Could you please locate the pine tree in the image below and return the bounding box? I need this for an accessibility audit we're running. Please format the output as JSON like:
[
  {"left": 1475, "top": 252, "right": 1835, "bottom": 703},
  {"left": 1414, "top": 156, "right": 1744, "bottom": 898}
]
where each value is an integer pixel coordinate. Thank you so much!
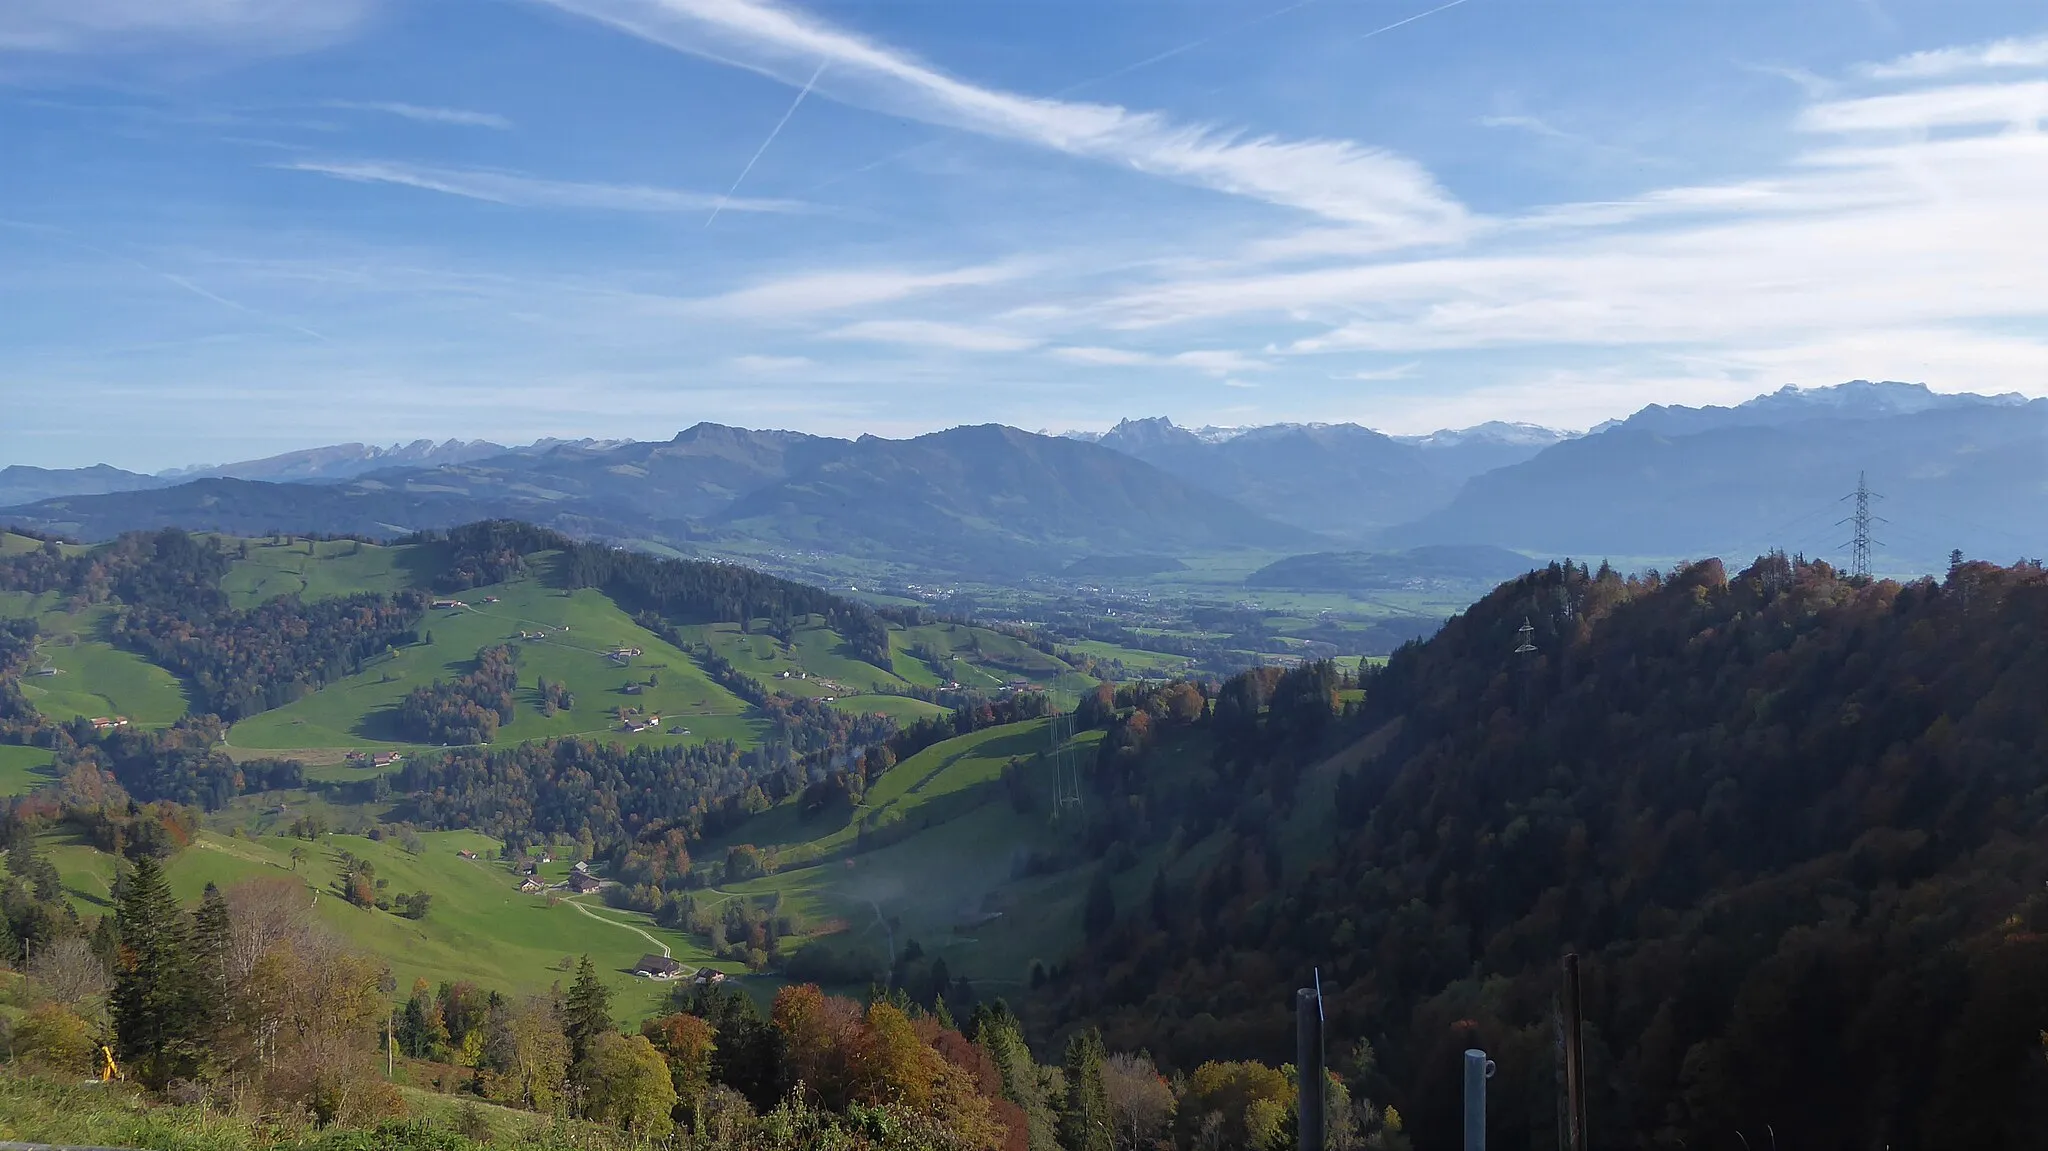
[
  {"left": 111, "top": 855, "right": 207, "bottom": 1088},
  {"left": 1059, "top": 1027, "right": 1113, "bottom": 1151},
  {"left": 562, "top": 955, "right": 613, "bottom": 1065},
  {"left": 191, "top": 882, "right": 233, "bottom": 1031}
]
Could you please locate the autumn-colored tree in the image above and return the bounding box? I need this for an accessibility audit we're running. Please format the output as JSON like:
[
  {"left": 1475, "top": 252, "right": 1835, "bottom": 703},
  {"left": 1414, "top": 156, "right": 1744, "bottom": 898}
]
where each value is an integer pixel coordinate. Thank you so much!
[
  {"left": 1101, "top": 1052, "right": 1175, "bottom": 1151},
  {"left": 10, "top": 1002, "right": 96, "bottom": 1073},
  {"left": 641, "top": 1011, "right": 717, "bottom": 1123},
  {"left": 583, "top": 1031, "right": 677, "bottom": 1137},
  {"left": 1179, "top": 1061, "right": 1294, "bottom": 1151},
  {"left": 484, "top": 995, "right": 570, "bottom": 1114}
]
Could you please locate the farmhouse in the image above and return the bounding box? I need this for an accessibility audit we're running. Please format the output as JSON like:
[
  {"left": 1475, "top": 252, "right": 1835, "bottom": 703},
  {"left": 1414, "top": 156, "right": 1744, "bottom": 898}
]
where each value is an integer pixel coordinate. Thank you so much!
[
  {"left": 691, "top": 968, "right": 726, "bottom": 986},
  {"left": 431, "top": 599, "right": 465, "bottom": 609},
  {"left": 634, "top": 954, "right": 684, "bottom": 979},
  {"left": 519, "top": 877, "right": 545, "bottom": 893},
  {"left": 457, "top": 849, "right": 478, "bottom": 860},
  {"left": 567, "top": 872, "right": 602, "bottom": 894},
  {"left": 87, "top": 717, "right": 129, "bottom": 732},
  {"left": 371, "top": 752, "right": 404, "bottom": 768}
]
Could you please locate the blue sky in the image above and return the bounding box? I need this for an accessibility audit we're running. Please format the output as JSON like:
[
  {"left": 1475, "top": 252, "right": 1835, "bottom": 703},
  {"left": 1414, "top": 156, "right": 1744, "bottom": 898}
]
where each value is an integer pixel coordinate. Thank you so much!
[{"left": 2, "top": 0, "right": 2045, "bottom": 471}]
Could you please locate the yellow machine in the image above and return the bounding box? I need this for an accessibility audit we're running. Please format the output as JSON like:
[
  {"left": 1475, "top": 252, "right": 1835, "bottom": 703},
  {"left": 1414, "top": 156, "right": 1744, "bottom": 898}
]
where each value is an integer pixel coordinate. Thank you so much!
[{"left": 99, "top": 1045, "right": 120, "bottom": 1083}]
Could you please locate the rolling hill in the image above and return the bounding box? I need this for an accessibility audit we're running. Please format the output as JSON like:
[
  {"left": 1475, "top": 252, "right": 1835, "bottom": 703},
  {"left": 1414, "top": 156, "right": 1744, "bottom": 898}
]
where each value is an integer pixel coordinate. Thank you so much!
[{"left": 1, "top": 425, "right": 1311, "bottom": 574}]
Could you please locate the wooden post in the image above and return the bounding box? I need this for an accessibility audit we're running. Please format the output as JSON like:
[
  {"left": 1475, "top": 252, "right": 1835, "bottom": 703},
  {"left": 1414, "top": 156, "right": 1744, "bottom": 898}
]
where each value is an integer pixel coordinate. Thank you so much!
[{"left": 1561, "top": 954, "right": 1589, "bottom": 1151}]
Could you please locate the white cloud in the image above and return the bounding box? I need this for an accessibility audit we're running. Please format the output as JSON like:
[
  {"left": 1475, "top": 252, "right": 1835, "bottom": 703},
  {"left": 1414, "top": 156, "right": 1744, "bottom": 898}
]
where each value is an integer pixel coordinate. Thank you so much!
[
  {"left": 1478, "top": 114, "right": 1569, "bottom": 139},
  {"left": 324, "top": 101, "right": 513, "bottom": 130},
  {"left": 824, "top": 319, "right": 1037, "bottom": 352},
  {"left": 0, "top": 0, "right": 371, "bottom": 54},
  {"left": 1798, "top": 81, "right": 2048, "bottom": 133},
  {"left": 689, "top": 261, "right": 1027, "bottom": 319},
  {"left": 533, "top": 0, "right": 1469, "bottom": 240},
  {"left": 731, "top": 353, "right": 814, "bottom": 371},
  {"left": 1050, "top": 346, "right": 1268, "bottom": 376},
  {"left": 1342, "top": 363, "right": 1420, "bottom": 381},
  {"left": 1088, "top": 79, "right": 2048, "bottom": 379},
  {"left": 1862, "top": 32, "right": 2048, "bottom": 79},
  {"left": 279, "top": 158, "right": 812, "bottom": 214}
]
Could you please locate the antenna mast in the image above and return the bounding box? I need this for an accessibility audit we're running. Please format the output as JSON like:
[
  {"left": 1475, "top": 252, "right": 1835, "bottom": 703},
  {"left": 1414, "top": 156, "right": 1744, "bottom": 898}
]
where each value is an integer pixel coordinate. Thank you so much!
[{"left": 1837, "top": 472, "right": 1885, "bottom": 580}]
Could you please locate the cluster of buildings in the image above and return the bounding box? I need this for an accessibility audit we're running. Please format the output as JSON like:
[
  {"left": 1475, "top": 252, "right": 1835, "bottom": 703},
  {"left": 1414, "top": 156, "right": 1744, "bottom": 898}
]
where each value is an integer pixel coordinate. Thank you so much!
[
  {"left": 344, "top": 750, "right": 405, "bottom": 768},
  {"left": 87, "top": 716, "right": 129, "bottom": 732},
  {"left": 632, "top": 954, "right": 727, "bottom": 985}
]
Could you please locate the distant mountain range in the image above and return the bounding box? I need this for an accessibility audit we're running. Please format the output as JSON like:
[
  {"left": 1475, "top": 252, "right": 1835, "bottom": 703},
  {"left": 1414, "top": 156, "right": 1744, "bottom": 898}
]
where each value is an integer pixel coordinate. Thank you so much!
[{"left": 4, "top": 382, "right": 2039, "bottom": 577}]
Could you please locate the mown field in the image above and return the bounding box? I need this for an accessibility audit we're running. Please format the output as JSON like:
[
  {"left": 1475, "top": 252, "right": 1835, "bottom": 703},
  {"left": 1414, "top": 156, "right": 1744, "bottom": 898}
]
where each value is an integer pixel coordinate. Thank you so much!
[
  {"left": 40, "top": 824, "right": 737, "bottom": 1019},
  {"left": 227, "top": 553, "right": 760, "bottom": 756},
  {"left": 8, "top": 601, "right": 192, "bottom": 727},
  {"left": 0, "top": 744, "right": 56, "bottom": 796},
  {"left": 219, "top": 535, "right": 419, "bottom": 606}
]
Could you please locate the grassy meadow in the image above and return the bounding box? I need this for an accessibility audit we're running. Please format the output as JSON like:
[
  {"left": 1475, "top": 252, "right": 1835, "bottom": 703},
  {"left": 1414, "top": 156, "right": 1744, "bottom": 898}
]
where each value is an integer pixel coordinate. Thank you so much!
[
  {"left": 0, "top": 745, "right": 56, "bottom": 796},
  {"left": 228, "top": 554, "right": 758, "bottom": 755},
  {"left": 699, "top": 718, "right": 1139, "bottom": 988},
  {"left": 40, "top": 823, "right": 738, "bottom": 1019}
]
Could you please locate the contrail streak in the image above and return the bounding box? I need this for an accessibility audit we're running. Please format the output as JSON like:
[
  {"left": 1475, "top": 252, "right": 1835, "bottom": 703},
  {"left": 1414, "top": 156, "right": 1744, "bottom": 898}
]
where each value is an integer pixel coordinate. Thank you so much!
[
  {"left": 799, "top": 0, "right": 1475, "bottom": 196},
  {"left": 708, "top": 60, "right": 826, "bottom": 227},
  {"left": 1350, "top": 0, "right": 1472, "bottom": 44},
  {"left": 1058, "top": 0, "right": 1331, "bottom": 96},
  {"left": 0, "top": 218, "right": 330, "bottom": 342}
]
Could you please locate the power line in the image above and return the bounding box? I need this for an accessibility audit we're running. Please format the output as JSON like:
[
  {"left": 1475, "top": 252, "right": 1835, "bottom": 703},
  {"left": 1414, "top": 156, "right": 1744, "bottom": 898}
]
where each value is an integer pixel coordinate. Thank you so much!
[{"left": 1837, "top": 472, "right": 1886, "bottom": 580}]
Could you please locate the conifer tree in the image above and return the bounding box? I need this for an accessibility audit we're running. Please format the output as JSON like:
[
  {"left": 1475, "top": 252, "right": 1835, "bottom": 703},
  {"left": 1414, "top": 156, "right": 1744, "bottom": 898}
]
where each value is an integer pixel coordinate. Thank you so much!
[
  {"left": 191, "top": 881, "right": 232, "bottom": 1031},
  {"left": 563, "top": 955, "right": 613, "bottom": 1060},
  {"left": 111, "top": 854, "right": 206, "bottom": 1088},
  {"left": 1059, "top": 1027, "right": 1113, "bottom": 1151}
]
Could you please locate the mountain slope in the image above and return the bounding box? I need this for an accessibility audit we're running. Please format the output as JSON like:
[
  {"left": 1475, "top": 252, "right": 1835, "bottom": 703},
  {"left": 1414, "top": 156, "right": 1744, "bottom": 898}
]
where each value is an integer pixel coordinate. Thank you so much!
[
  {"left": 1387, "top": 400, "right": 2048, "bottom": 566},
  {"left": 0, "top": 477, "right": 576, "bottom": 540},
  {"left": 0, "top": 463, "right": 168, "bottom": 507},
  {"left": 1055, "top": 556, "right": 2048, "bottom": 1148},
  {"left": 1094, "top": 418, "right": 1560, "bottom": 539},
  {"left": 716, "top": 424, "right": 1315, "bottom": 572},
  {"left": 163, "top": 438, "right": 523, "bottom": 483}
]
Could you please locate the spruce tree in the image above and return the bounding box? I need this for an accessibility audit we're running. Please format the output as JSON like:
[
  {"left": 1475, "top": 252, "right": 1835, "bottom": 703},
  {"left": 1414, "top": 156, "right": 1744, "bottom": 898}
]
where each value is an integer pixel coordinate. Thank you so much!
[
  {"left": 111, "top": 855, "right": 206, "bottom": 1088},
  {"left": 562, "top": 955, "right": 613, "bottom": 1064},
  {"left": 1059, "top": 1027, "right": 1113, "bottom": 1151},
  {"left": 191, "top": 882, "right": 233, "bottom": 1032}
]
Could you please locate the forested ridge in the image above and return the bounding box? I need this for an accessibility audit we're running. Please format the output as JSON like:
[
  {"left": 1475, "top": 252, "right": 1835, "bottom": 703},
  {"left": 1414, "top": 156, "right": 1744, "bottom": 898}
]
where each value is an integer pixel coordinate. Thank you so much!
[
  {"left": 1048, "top": 555, "right": 2048, "bottom": 1149},
  {"left": 425, "top": 521, "right": 894, "bottom": 670}
]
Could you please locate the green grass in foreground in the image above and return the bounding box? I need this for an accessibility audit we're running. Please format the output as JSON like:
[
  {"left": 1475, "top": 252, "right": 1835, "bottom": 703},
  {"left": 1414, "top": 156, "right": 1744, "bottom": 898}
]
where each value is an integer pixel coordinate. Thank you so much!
[
  {"left": 0, "top": 745, "right": 56, "bottom": 796},
  {"left": 228, "top": 557, "right": 756, "bottom": 754},
  {"left": 0, "top": 1068, "right": 643, "bottom": 1150}
]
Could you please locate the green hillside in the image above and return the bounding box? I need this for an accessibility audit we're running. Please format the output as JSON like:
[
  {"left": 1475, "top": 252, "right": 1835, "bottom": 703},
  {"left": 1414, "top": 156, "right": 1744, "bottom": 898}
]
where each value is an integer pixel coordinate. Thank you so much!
[
  {"left": 40, "top": 825, "right": 741, "bottom": 1019},
  {"left": 228, "top": 554, "right": 758, "bottom": 755},
  {"left": 13, "top": 604, "right": 191, "bottom": 727},
  {"left": 219, "top": 536, "right": 418, "bottom": 606},
  {"left": 704, "top": 719, "right": 1156, "bottom": 988},
  {"left": 0, "top": 745, "right": 56, "bottom": 796}
]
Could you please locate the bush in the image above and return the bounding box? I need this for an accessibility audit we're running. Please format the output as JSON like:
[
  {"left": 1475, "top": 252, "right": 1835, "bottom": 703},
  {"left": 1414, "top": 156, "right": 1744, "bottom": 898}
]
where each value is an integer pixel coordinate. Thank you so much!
[{"left": 10, "top": 1002, "right": 96, "bottom": 1073}]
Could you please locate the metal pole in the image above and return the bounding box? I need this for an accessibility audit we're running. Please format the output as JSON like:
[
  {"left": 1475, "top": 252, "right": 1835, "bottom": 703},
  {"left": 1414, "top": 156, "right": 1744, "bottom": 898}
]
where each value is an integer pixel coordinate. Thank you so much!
[
  {"left": 1464, "top": 1049, "right": 1495, "bottom": 1151},
  {"left": 1561, "top": 954, "right": 1589, "bottom": 1151},
  {"left": 1296, "top": 987, "right": 1325, "bottom": 1151}
]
